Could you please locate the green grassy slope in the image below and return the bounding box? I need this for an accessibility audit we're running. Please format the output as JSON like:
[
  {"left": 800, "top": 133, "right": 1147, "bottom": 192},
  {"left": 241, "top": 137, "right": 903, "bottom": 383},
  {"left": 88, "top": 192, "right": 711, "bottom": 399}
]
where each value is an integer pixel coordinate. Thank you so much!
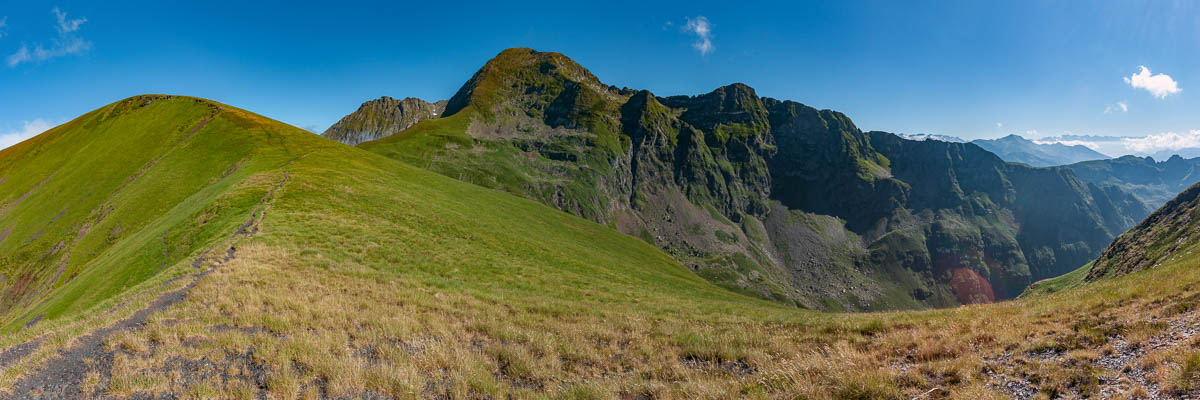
[
  {"left": 0, "top": 96, "right": 319, "bottom": 329},
  {"left": 0, "top": 94, "right": 781, "bottom": 331},
  {"left": 1020, "top": 261, "right": 1092, "bottom": 297}
]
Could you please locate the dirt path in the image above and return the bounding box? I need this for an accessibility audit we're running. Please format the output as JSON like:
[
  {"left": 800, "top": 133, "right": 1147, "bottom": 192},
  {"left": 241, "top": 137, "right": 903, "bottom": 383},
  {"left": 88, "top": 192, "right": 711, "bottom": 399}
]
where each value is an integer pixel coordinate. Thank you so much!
[
  {"left": 1, "top": 258, "right": 220, "bottom": 399},
  {"left": 0, "top": 172, "right": 288, "bottom": 399}
]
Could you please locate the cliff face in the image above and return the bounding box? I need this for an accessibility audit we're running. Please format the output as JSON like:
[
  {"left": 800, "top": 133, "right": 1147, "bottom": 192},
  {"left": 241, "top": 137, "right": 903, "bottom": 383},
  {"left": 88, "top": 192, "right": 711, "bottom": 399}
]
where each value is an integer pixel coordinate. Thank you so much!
[
  {"left": 353, "top": 48, "right": 1149, "bottom": 310},
  {"left": 323, "top": 96, "right": 447, "bottom": 145}
]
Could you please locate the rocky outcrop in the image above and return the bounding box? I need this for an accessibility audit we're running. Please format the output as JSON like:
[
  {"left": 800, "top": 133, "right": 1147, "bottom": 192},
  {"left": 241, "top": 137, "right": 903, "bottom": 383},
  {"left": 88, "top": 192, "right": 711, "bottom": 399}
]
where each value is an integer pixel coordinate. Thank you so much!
[{"left": 322, "top": 97, "right": 446, "bottom": 145}]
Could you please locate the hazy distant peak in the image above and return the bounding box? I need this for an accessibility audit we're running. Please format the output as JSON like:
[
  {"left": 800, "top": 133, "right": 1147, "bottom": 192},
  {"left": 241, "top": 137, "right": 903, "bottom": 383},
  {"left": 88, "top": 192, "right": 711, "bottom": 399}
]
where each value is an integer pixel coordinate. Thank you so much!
[{"left": 897, "top": 133, "right": 966, "bottom": 143}]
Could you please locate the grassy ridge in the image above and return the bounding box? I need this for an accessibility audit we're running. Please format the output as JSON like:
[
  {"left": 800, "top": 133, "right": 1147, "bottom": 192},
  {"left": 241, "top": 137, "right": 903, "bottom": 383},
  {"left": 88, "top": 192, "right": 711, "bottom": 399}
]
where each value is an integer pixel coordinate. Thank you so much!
[
  {"left": 6, "top": 95, "right": 1200, "bottom": 398},
  {"left": 0, "top": 96, "right": 316, "bottom": 329}
]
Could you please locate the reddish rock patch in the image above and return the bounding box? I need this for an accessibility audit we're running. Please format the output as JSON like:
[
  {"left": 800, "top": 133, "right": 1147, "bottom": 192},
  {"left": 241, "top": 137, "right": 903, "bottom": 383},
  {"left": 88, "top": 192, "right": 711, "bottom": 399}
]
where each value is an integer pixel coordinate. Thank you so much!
[{"left": 950, "top": 268, "right": 995, "bottom": 304}]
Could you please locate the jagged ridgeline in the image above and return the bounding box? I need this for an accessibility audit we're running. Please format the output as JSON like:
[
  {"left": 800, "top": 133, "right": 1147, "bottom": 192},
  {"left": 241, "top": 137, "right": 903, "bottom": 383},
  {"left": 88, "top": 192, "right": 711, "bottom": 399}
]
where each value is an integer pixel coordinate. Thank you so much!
[
  {"left": 323, "top": 96, "right": 448, "bottom": 146},
  {"left": 348, "top": 48, "right": 1151, "bottom": 310},
  {"left": 1065, "top": 154, "right": 1200, "bottom": 211}
]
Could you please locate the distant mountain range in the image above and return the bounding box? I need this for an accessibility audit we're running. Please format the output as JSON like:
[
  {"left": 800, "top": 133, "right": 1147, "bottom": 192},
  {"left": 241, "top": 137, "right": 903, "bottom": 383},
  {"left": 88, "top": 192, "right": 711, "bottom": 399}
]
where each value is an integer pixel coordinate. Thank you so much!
[
  {"left": 892, "top": 133, "right": 1200, "bottom": 222},
  {"left": 971, "top": 134, "right": 1110, "bottom": 167},
  {"left": 896, "top": 132, "right": 1200, "bottom": 170},
  {"left": 1039, "top": 134, "right": 1200, "bottom": 161},
  {"left": 1064, "top": 155, "right": 1200, "bottom": 211}
]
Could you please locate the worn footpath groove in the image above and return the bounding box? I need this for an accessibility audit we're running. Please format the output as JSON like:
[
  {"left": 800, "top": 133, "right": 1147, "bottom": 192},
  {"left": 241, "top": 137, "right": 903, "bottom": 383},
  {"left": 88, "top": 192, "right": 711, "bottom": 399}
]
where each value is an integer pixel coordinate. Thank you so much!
[
  {"left": 0, "top": 172, "right": 287, "bottom": 399},
  {"left": 1, "top": 259, "right": 220, "bottom": 399},
  {"left": 985, "top": 310, "right": 1200, "bottom": 399}
]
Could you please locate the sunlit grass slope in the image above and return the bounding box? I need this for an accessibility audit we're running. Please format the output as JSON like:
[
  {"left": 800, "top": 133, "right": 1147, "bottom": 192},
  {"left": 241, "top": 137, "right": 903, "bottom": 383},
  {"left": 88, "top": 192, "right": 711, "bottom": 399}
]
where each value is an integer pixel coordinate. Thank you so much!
[
  {"left": 6, "top": 95, "right": 1200, "bottom": 398},
  {"left": 0, "top": 95, "right": 313, "bottom": 329}
]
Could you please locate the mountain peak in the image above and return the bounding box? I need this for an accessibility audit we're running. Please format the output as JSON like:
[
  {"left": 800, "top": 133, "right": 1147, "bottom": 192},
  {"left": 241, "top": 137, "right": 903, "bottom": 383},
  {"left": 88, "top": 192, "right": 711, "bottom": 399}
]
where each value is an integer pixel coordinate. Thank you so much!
[
  {"left": 716, "top": 82, "right": 756, "bottom": 96},
  {"left": 443, "top": 48, "right": 605, "bottom": 118},
  {"left": 322, "top": 96, "right": 447, "bottom": 145}
]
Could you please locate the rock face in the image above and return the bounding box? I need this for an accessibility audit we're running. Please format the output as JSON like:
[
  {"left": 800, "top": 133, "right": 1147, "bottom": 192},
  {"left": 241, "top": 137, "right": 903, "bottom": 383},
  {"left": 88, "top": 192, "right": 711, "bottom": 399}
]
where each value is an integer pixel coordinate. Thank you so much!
[
  {"left": 322, "top": 96, "right": 447, "bottom": 145},
  {"left": 1087, "top": 181, "right": 1200, "bottom": 281},
  {"left": 353, "top": 48, "right": 1150, "bottom": 310}
]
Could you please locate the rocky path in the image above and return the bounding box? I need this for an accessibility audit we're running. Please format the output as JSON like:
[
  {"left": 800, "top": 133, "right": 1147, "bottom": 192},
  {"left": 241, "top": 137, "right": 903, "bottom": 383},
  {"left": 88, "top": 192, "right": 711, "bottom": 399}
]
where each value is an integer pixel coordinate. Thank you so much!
[
  {"left": 1094, "top": 311, "right": 1200, "bottom": 399},
  {"left": 987, "top": 310, "right": 1200, "bottom": 399}
]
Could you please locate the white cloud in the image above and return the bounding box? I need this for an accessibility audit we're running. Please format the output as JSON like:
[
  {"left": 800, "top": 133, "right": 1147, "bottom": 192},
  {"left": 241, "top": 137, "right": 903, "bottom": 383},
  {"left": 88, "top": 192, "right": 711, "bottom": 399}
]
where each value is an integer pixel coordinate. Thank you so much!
[
  {"left": 1121, "top": 130, "right": 1200, "bottom": 153},
  {"left": 1124, "top": 66, "right": 1181, "bottom": 99},
  {"left": 996, "top": 122, "right": 1003, "bottom": 128},
  {"left": 1104, "top": 101, "right": 1128, "bottom": 114},
  {"left": 0, "top": 119, "right": 54, "bottom": 150},
  {"left": 6, "top": 8, "right": 91, "bottom": 67},
  {"left": 683, "top": 16, "right": 714, "bottom": 55},
  {"left": 0, "top": 16, "right": 8, "bottom": 38},
  {"left": 53, "top": 7, "right": 85, "bottom": 34},
  {"left": 1026, "top": 129, "right": 1039, "bottom": 136}
]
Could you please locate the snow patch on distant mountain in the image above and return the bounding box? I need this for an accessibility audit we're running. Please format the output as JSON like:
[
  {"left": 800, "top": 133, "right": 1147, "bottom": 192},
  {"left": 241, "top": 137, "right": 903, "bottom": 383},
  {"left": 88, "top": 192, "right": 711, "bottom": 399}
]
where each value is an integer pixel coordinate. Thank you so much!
[{"left": 898, "top": 133, "right": 966, "bottom": 143}]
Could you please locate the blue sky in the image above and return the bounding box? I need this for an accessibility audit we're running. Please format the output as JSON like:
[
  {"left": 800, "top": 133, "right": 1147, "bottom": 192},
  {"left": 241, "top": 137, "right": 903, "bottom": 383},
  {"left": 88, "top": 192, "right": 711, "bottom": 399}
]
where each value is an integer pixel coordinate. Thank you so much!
[{"left": 2, "top": 1, "right": 1198, "bottom": 154}]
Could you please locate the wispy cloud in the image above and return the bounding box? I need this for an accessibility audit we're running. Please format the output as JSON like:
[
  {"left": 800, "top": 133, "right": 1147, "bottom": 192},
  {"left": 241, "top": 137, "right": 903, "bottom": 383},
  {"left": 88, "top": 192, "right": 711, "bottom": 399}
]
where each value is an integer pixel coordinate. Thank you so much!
[
  {"left": 683, "top": 16, "right": 714, "bottom": 55},
  {"left": 6, "top": 8, "right": 91, "bottom": 67},
  {"left": 0, "top": 16, "right": 8, "bottom": 38},
  {"left": 53, "top": 7, "right": 85, "bottom": 34},
  {"left": 1104, "top": 101, "right": 1128, "bottom": 114},
  {"left": 1124, "top": 66, "right": 1180, "bottom": 99},
  {"left": 1121, "top": 130, "right": 1200, "bottom": 153},
  {"left": 0, "top": 119, "right": 54, "bottom": 150}
]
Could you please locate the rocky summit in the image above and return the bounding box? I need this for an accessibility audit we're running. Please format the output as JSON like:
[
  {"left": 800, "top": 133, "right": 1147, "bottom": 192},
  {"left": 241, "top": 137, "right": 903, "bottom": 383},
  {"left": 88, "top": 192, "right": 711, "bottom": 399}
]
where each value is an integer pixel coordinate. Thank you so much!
[{"left": 323, "top": 96, "right": 447, "bottom": 146}]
